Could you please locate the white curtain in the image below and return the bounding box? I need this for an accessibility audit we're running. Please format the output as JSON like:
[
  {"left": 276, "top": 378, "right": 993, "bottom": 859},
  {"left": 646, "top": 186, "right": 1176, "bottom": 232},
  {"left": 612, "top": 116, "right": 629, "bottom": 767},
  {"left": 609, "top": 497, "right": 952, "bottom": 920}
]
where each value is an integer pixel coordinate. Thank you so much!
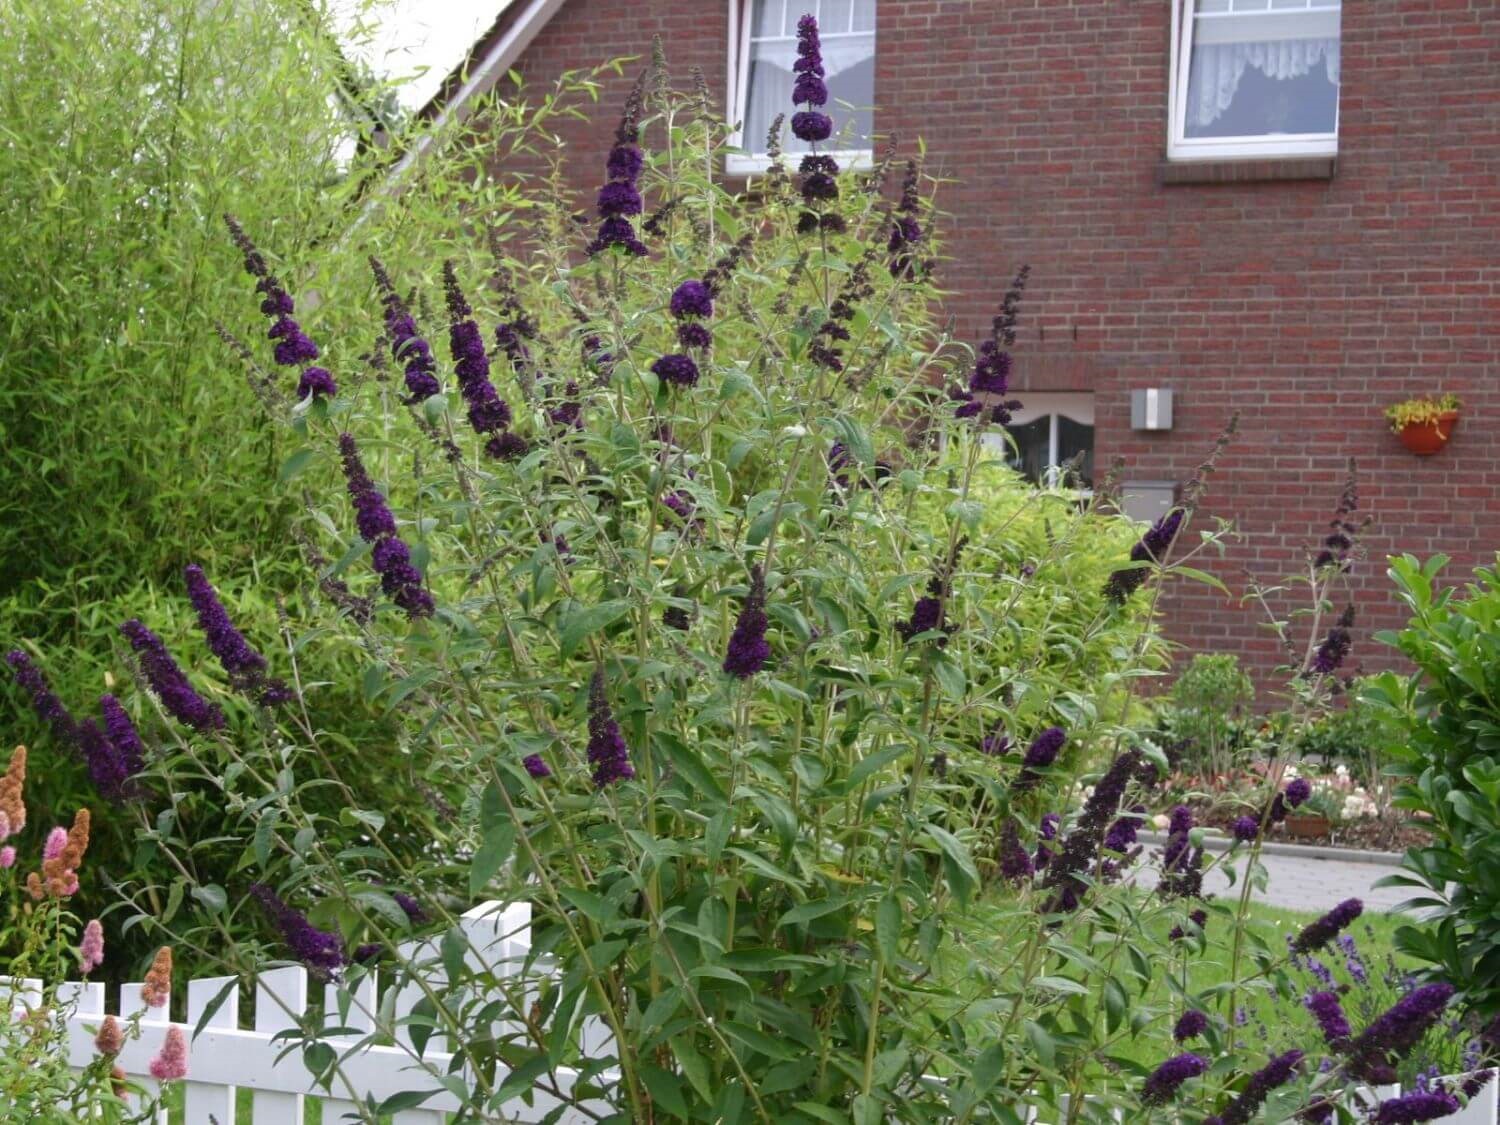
[
  {"left": 743, "top": 36, "right": 873, "bottom": 154},
  {"left": 1187, "top": 37, "right": 1340, "bottom": 129}
]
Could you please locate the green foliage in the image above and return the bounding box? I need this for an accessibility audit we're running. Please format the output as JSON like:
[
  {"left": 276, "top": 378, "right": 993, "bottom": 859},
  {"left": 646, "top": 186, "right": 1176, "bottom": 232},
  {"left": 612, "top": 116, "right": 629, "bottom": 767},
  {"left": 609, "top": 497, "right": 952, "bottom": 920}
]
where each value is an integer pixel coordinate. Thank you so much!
[
  {"left": 6, "top": 32, "right": 1445, "bottom": 1122},
  {"left": 0, "top": 0, "right": 617, "bottom": 975},
  {"left": 1160, "top": 652, "right": 1255, "bottom": 777},
  {"left": 1366, "top": 554, "right": 1500, "bottom": 1014},
  {"left": 1384, "top": 393, "right": 1461, "bottom": 433}
]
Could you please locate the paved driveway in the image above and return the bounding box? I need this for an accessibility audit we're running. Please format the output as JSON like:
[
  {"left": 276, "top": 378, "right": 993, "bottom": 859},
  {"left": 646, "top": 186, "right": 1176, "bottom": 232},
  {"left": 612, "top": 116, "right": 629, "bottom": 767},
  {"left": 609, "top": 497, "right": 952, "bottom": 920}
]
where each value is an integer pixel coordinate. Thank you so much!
[{"left": 1131, "top": 840, "right": 1421, "bottom": 915}]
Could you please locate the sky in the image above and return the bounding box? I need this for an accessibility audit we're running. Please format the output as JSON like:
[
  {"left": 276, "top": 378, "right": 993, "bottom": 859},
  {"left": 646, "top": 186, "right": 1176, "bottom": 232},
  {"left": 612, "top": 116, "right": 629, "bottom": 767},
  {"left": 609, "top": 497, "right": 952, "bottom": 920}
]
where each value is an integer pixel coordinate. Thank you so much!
[{"left": 334, "top": 0, "right": 510, "bottom": 112}]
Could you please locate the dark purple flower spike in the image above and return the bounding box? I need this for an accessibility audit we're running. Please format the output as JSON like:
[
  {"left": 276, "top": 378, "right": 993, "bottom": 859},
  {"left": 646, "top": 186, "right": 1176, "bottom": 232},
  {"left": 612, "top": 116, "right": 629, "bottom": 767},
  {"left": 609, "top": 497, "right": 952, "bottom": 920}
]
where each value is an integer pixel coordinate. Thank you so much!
[
  {"left": 120, "top": 619, "right": 225, "bottom": 732},
  {"left": 184, "top": 565, "right": 289, "bottom": 706},
  {"left": 250, "top": 883, "right": 347, "bottom": 979},
  {"left": 337, "top": 433, "right": 434, "bottom": 620},
  {"left": 723, "top": 566, "right": 772, "bottom": 678},
  {"left": 224, "top": 215, "right": 336, "bottom": 400},
  {"left": 586, "top": 665, "right": 635, "bottom": 787},
  {"left": 443, "top": 263, "right": 518, "bottom": 460},
  {"left": 370, "top": 258, "right": 441, "bottom": 403},
  {"left": 588, "top": 73, "right": 648, "bottom": 256}
]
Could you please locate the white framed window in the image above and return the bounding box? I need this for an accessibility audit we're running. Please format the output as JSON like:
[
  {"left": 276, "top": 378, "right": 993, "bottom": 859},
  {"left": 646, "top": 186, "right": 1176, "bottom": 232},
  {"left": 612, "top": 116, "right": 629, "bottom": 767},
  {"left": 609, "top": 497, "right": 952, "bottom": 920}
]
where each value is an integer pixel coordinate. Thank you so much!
[
  {"left": 725, "top": 0, "right": 875, "bottom": 176},
  {"left": 981, "top": 394, "right": 1096, "bottom": 491},
  {"left": 1168, "top": 0, "right": 1341, "bottom": 162}
]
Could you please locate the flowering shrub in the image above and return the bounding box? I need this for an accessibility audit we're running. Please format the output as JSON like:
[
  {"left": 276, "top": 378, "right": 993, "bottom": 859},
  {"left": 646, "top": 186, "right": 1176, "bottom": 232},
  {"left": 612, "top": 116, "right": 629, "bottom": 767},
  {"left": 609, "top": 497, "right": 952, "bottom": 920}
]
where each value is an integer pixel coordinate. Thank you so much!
[
  {"left": 7, "top": 25, "right": 1490, "bottom": 1123},
  {"left": 0, "top": 745, "right": 175, "bottom": 1117}
]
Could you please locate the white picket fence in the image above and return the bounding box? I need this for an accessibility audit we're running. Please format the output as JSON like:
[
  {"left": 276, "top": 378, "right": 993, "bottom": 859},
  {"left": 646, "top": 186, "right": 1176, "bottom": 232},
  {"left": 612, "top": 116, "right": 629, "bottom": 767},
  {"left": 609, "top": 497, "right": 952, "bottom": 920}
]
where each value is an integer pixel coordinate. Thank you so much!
[
  {"left": 3, "top": 900, "right": 611, "bottom": 1123},
  {"left": 7, "top": 899, "right": 1499, "bottom": 1124}
]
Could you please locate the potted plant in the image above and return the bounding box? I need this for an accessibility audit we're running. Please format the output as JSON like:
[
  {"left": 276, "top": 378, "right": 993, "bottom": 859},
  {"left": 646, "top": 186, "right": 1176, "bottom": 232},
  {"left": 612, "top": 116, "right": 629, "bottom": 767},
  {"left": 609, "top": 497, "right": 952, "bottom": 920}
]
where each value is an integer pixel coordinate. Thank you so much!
[
  {"left": 1283, "top": 786, "right": 1338, "bottom": 841},
  {"left": 1386, "top": 393, "right": 1461, "bottom": 455}
]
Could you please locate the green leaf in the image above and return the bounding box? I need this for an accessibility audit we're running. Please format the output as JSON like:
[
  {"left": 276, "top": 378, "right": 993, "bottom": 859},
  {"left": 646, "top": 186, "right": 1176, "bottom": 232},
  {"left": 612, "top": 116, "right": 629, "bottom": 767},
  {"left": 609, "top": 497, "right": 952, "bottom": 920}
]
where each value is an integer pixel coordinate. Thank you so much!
[
  {"left": 923, "top": 824, "right": 979, "bottom": 904},
  {"left": 640, "top": 1064, "right": 691, "bottom": 1118},
  {"left": 671, "top": 1038, "right": 714, "bottom": 1105},
  {"left": 190, "top": 978, "right": 238, "bottom": 1042},
  {"left": 278, "top": 448, "right": 317, "bottom": 483},
  {"left": 560, "top": 599, "right": 631, "bottom": 659},
  {"left": 469, "top": 820, "right": 515, "bottom": 897},
  {"left": 875, "top": 895, "right": 901, "bottom": 963},
  {"left": 191, "top": 884, "right": 227, "bottom": 914}
]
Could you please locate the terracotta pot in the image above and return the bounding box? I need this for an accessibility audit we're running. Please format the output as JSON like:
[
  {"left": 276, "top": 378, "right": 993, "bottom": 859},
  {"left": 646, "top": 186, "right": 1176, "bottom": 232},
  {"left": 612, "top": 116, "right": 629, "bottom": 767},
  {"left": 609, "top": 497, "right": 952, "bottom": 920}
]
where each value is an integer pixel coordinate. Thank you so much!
[
  {"left": 1397, "top": 410, "right": 1459, "bottom": 455},
  {"left": 1283, "top": 813, "right": 1332, "bottom": 840}
]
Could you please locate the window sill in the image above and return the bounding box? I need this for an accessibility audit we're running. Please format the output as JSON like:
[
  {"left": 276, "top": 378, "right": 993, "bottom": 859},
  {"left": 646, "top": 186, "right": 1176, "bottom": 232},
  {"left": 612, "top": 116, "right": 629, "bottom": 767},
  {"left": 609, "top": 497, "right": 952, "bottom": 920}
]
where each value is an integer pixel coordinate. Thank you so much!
[
  {"left": 725, "top": 150, "right": 875, "bottom": 178},
  {"left": 1157, "top": 155, "right": 1337, "bottom": 186}
]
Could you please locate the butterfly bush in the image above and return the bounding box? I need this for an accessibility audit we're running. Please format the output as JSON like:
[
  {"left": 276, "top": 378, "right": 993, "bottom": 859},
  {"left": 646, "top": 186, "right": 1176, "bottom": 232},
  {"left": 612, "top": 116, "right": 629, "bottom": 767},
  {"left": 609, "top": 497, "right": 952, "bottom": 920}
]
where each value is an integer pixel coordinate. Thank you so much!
[{"left": 5, "top": 27, "right": 1488, "bottom": 1124}]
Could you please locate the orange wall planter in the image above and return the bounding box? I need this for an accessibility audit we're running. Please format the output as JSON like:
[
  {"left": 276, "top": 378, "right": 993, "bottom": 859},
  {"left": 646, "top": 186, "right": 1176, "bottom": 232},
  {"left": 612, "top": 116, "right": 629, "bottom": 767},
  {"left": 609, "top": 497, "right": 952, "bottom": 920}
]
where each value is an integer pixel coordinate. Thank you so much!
[{"left": 1397, "top": 410, "right": 1459, "bottom": 456}]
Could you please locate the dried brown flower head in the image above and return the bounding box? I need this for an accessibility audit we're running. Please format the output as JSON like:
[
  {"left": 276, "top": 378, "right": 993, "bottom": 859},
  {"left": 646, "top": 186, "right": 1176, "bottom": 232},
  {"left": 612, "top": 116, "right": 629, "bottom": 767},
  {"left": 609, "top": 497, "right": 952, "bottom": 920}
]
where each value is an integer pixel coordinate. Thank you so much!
[
  {"left": 142, "top": 946, "right": 173, "bottom": 1008},
  {"left": 94, "top": 1014, "right": 123, "bottom": 1055}
]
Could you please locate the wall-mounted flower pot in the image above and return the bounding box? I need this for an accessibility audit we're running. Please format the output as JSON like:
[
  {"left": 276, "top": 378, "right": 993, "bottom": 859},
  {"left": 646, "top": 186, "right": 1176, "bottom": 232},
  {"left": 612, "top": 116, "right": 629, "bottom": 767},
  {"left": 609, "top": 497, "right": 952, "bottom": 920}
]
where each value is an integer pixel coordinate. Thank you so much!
[
  {"left": 1397, "top": 411, "right": 1460, "bottom": 456},
  {"left": 1283, "top": 813, "right": 1332, "bottom": 841}
]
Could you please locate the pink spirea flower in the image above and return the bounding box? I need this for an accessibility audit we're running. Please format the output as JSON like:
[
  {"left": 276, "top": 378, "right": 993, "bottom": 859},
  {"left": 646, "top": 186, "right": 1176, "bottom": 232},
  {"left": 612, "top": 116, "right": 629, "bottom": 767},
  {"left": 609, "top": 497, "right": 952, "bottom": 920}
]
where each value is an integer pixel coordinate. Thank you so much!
[
  {"left": 148, "top": 1026, "right": 189, "bottom": 1081},
  {"left": 0, "top": 810, "right": 11, "bottom": 841},
  {"left": 79, "top": 919, "right": 105, "bottom": 973},
  {"left": 43, "top": 826, "right": 67, "bottom": 860},
  {"left": 0, "top": 847, "right": 14, "bottom": 869}
]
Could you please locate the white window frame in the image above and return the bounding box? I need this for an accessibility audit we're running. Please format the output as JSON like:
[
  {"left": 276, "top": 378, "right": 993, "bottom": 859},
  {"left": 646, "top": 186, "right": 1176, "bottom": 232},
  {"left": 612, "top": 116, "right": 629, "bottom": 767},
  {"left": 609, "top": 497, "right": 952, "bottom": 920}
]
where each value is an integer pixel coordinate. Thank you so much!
[
  {"left": 1167, "top": 0, "right": 1341, "bottom": 163},
  {"left": 981, "top": 393, "right": 1096, "bottom": 493},
  {"left": 724, "top": 0, "right": 875, "bottom": 177}
]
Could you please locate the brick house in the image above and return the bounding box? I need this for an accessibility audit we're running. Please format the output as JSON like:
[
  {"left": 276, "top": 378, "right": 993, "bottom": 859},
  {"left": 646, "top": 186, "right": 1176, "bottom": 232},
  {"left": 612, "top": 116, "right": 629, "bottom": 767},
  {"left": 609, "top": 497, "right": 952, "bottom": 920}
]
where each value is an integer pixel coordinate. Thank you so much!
[{"left": 418, "top": 0, "right": 1500, "bottom": 684}]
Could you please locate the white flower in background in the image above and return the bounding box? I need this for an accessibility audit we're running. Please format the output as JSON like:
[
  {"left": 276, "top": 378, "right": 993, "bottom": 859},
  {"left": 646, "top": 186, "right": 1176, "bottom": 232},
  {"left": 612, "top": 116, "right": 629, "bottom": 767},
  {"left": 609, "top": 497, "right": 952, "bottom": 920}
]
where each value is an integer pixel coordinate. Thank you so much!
[{"left": 1153, "top": 813, "right": 1171, "bottom": 831}]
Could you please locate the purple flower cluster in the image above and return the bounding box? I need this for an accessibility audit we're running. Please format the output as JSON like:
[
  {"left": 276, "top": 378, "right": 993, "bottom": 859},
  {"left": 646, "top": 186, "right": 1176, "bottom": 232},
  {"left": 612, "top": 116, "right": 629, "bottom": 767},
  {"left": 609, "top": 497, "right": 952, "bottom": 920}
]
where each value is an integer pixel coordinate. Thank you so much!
[
  {"left": 1345, "top": 983, "right": 1456, "bottom": 1084},
  {"left": 1291, "top": 898, "right": 1363, "bottom": 953},
  {"left": 587, "top": 74, "right": 648, "bottom": 256},
  {"left": 370, "top": 258, "right": 440, "bottom": 402},
  {"left": 980, "top": 728, "right": 1011, "bottom": 758},
  {"left": 723, "top": 566, "right": 772, "bottom": 678},
  {"left": 1205, "top": 1050, "right": 1303, "bottom": 1125},
  {"left": 1141, "top": 1052, "right": 1208, "bottom": 1105},
  {"left": 225, "top": 215, "right": 335, "bottom": 400},
  {"left": 523, "top": 754, "right": 551, "bottom": 779},
  {"left": 443, "top": 264, "right": 521, "bottom": 461},
  {"left": 1314, "top": 469, "right": 1362, "bottom": 570},
  {"left": 1012, "top": 726, "right": 1066, "bottom": 794},
  {"left": 1308, "top": 605, "right": 1355, "bottom": 677},
  {"left": 1034, "top": 812, "right": 1060, "bottom": 869},
  {"left": 998, "top": 819, "right": 1034, "bottom": 882},
  {"left": 6, "top": 650, "right": 77, "bottom": 742},
  {"left": 184, "top": 565, "right": 288, "bottom": 706},
  {"left": 897, "top": 541, "right": 965, "bottom": 646},
  {"left": 249, "top": 883, "right": 346, "bottom": 979},
  {"left": 78, "top": 717, "right": 134, "bottom": 803},
  {"left": 392, "top": 892, "right": 427, "bottom": 925},
  {"left": 1168, "top": 907, "right": 1208, "bottom": 942},
  {"left": 1306, "top": 990, "right": 1352, "bottom": 1046},
  {"left": 1173, "top": 1009, "right": 1208, "bottom": 1042},
  {"left": 888, "top": 160, "right": 925, "bottom": 278},
  {"left": 586, "top": 666, "right": 635, "bottom": 787},
  {"left": 1369, "top": 1090, "right": 1461, "bottom": 1123},
  {"left": 1104, "top": 508, "right": 1185, "bottom": 602},
  {"left": 1230, "top": 814, "right": 1260, "bottom": 842},
  {"left": 952, "top": 270, "right": 1028, "bottom": 424},
  {"left": 651, "top": 352, "right": 700, "bottom": 389},
  {"left": 790, "top": 16, "right": 845, "bottom": 234},
  {"left": 1286, "top": 777, "right": 1312, "bottom": 807},
  {"left": 1043, "top": 749, "right": 1154, "bottom": 913},
  {"left": 121, "top": 620, "right": 225, "bottom": 732},
  {"left": 1158, "top": 804, "right": 1205, "bottom": 901},
  {"left": 337, "top": 433, "right": 434, "bottom": 619}
]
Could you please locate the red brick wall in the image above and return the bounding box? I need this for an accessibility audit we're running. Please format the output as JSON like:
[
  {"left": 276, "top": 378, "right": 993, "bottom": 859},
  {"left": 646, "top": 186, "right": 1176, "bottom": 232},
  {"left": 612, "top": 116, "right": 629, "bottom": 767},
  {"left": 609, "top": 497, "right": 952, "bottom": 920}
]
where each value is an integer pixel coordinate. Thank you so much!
[{"left": 489, "top": 0, "right": 1500, "bottom": 686}]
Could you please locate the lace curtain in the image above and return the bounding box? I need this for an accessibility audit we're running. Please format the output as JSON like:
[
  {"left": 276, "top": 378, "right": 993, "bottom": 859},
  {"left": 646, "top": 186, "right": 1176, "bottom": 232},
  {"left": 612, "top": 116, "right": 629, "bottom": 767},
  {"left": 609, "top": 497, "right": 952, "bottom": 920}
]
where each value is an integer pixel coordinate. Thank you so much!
[
  {"left": 1187, "top": 37, "right": 1341, "bottom": 129},
  {"left": 742, "top": 0, "right": 875, "bottom": 156}
]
